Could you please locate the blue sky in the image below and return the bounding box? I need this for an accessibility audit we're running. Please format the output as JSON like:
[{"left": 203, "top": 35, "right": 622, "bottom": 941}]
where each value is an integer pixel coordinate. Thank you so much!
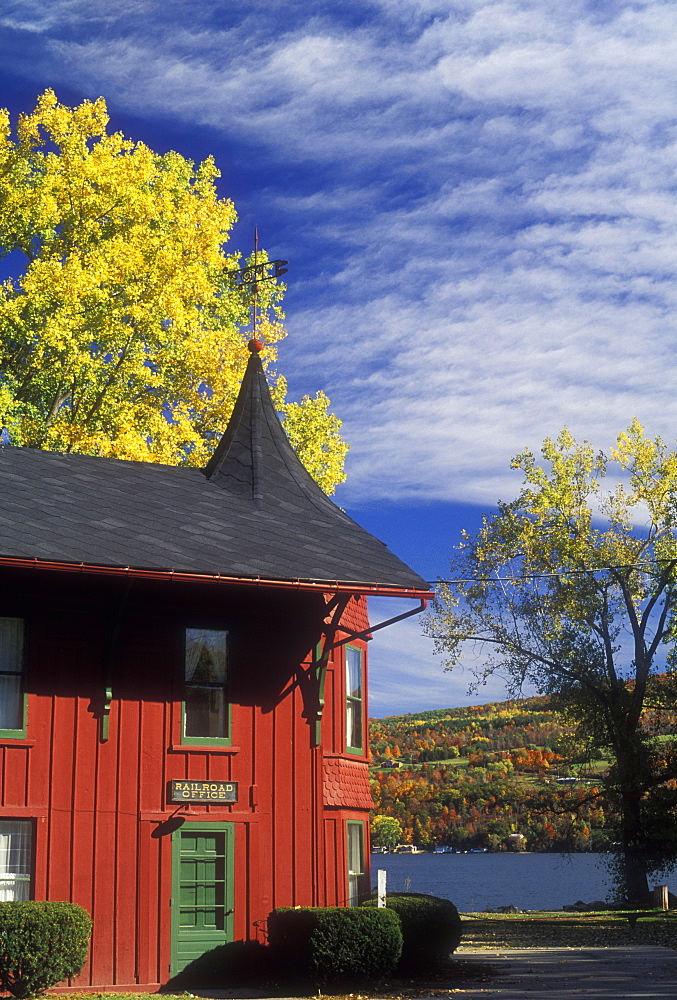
[{"left": 2, "top": 0, "right": 677, "bottom": 716}]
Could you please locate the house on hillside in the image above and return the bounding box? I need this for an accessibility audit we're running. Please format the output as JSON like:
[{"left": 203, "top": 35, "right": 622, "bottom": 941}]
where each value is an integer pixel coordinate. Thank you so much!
[{"left": 0, "top": 340, "right": 430, "bottom": 988}]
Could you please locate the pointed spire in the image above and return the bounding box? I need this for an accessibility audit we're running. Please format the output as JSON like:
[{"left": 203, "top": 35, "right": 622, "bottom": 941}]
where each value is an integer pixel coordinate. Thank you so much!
[
  {"left": 204, "top": 339, "right": 338, "bottom": 515},
  {"left": 201, "top": 339, "right": 428, "bottom": 590}
]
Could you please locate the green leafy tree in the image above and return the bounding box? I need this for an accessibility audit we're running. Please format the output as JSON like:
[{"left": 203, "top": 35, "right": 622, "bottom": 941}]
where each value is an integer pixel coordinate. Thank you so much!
[
  {"left": 425, "top": 421, "right": 677, "bottom": 903},
  {"left": 0, "top": 90, "right": 347, "bottom": 492},
  {"left": 371, "top": 814, "right": 402, "bottom": 851}
]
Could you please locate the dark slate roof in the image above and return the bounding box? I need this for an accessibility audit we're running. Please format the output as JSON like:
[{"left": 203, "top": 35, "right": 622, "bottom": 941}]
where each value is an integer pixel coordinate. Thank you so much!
[{"left": 0, "top": 347, "right": 429, "bottom": 593}]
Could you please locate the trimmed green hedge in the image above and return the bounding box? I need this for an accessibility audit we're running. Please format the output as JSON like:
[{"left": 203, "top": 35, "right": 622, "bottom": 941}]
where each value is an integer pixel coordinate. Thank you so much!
[
  {"left": 0, "top": 901, "right": 92, "bottom": 998},
  {"left": 268, "top": 906, "right": 402, "bottom": 983},
  {"left": 363, "top": 892, "right": 462, "bottom": 970}
]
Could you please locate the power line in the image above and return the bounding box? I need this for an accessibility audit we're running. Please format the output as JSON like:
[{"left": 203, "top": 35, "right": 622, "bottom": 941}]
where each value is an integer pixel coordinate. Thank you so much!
[{"left": 428, "top": 559, "right": 677, "bottom": 587}]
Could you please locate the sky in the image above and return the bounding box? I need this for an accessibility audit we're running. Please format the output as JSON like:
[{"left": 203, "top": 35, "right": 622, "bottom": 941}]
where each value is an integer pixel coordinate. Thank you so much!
[{"left": 2, "top": 0, "right": 677, "bottom": 716}]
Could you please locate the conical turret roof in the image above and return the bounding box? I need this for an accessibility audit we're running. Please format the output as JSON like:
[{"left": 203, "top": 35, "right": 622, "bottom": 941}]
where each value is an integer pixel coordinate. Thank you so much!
[
  {"left": 206, "top": 343, "right": 353, "bottom": 514},
  {"left": 0, "top": 341, "right": 429, "bottom": 595},
  {"left": 201, "top": 341, "right": 428, "bottom": 591}
]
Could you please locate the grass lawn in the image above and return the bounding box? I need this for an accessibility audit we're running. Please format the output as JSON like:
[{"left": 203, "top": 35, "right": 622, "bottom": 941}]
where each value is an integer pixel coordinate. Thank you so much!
[{"left": 460, "top": 910, "right": 677, "bottom": 950}]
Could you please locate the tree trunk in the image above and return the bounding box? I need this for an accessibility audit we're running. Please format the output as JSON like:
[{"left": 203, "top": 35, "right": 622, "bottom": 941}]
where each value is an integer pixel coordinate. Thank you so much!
[
  {"left": 617, "top": 775, "right": 652, "bottom": 907},
  {"left": 617, "top": 848, "right": 651, "bottom": 907}
]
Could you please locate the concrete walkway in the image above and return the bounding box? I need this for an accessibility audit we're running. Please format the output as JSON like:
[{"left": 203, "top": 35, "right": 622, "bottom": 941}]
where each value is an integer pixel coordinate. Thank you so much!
[{"left": 190, "top": 946, "right": 677, "bottom": 1000}]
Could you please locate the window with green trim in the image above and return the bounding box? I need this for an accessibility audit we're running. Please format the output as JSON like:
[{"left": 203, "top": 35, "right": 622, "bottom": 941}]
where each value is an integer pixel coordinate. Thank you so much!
[
  {"left": 0, "top": 619, "right": 25, "bottom": 738},
  {"left": 346, "top": 820, "right": 367, "bottom": 906},
  {"left": 345, "top": 645, "right": 363, "bottom": 753},
  {"left": 0, "top": 820, "right": 32, "bottom": 901},
  {"left": 183, "top": 628, "right": 229, "bottom": 743}
]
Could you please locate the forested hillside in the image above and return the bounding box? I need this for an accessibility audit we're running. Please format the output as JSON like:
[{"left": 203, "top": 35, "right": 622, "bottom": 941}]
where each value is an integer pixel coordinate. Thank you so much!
[{"left": 369, "top": 697, "right": 612, "bottom": 852}]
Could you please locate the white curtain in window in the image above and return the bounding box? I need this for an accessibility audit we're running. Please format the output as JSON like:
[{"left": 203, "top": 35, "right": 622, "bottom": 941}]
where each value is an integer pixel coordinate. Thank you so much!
[
  {"left": 347, "top": 823, "right": 365, "bottom": 906},
  {"left": 345, "top": 647, "right": 363, "bottom": 749},
  {"left": 346, "top": 647, "right": 362, "bottom": 700},
  {"left": 0, "top": 821, "right": 31, "bottom": 901}
]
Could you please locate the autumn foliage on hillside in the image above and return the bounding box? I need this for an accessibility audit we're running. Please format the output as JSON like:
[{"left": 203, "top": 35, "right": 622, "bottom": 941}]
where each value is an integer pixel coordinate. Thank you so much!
[{"left": 369, "top": 698, "right": 617, "bottom": 852}]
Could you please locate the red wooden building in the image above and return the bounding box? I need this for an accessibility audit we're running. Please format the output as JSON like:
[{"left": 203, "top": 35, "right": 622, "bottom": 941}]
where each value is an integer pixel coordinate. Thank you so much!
[{"left": 0, "top": 342, "right": 430, "bottom": 988}]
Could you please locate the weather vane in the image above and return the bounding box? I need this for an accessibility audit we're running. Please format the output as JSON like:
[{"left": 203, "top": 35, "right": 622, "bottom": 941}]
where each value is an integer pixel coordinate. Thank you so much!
[{"left": 227, "top": 228, "right": 288, "bottom": 340}]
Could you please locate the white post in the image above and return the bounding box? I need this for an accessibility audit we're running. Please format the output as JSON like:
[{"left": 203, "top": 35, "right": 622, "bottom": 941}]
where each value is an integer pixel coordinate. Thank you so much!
[{"left": 377, "top": 868, "right": 387, "bottom": 908}]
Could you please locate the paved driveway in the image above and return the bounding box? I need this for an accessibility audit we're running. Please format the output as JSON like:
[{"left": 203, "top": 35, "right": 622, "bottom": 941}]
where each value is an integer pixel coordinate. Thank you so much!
[
  {"left": 453, "top": 946, "right": 677, "bottom": 998},
  {"left": 188, "top": 945, "right": 677, "bottom": 1000}
]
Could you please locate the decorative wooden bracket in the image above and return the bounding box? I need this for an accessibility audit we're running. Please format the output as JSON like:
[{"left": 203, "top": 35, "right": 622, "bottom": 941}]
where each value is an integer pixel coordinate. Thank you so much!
[
  {"left": 306, "top": 596, "right": 429, "bottom": 747},
  {"left": 308, "top": 594, "right": 351, "bottom": 747},
  {"left": 310, "top": 594, "right": 428, "bottom": 747}
]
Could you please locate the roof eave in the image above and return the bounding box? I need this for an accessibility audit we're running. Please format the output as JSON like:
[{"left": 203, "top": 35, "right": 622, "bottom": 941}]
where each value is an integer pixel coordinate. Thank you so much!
[{"left": 0, "top": 554, "right": 434, "bottom": 600}]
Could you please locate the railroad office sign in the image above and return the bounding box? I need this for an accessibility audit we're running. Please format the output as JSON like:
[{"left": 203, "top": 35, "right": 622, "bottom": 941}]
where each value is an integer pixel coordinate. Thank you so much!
[{"left": 169, "top": 780, "right": 238, "bottom": 803}]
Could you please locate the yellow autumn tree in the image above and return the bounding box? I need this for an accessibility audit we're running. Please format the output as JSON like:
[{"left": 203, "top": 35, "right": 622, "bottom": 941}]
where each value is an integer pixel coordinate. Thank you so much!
[
  {"left": 425, "top": 421, "right": 677, "bottom": 902},
  {"left": 0, "top": 90, "right": 347, "bottom": 493}
]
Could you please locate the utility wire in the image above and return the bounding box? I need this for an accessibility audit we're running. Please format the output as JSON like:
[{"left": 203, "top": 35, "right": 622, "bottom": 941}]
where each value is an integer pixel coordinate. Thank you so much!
[{"left": 428, "top": 559, "right": 677, "bottom": 587}]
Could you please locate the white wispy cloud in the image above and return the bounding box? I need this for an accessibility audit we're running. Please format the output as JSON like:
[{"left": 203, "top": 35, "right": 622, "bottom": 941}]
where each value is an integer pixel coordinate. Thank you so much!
[
  {"left": 4, "top": 0, "right": 677, "bottom": 508},
  {"left": 5, "top": 1, "right": 677, "bottom": 511},
  {"left": 4, "top": 0, "right": 675, "bottom": 713},
  {"left": 367, "top": 597, "right": 518, "bottom": 717}
]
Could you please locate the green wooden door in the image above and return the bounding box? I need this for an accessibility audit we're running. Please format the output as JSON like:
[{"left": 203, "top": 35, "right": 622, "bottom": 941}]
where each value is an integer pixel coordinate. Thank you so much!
[{"left": 171, "top": 824, "right": 234, "bottom": 975}]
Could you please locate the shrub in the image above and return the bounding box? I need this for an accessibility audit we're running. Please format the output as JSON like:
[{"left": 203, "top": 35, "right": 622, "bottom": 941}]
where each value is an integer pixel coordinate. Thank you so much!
[
  {"left": 0, "top": 901, "right": 92, "bottom": 997},
  {"left": 362, "top": 892, "right": 462, "bottom": 970},
  {"left": 268, "top": 906, "right": 402, "bottom": 983}
]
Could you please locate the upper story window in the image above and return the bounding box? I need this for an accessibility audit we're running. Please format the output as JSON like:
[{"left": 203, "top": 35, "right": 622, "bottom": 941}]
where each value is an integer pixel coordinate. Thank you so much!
[
  {"left": 0, "top": 618, "right": 25, "bottom": 737},
  {"left": 183, "top": 628, "right": 229, "bottom": 743},
  {"left": 345, "top": 645, "right": 363, "bottom": 754}
]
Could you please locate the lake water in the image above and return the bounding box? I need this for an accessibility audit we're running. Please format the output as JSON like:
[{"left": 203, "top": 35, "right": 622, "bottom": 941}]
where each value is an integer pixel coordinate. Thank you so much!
[{"left": 370, "top": 852, "right": 652, "bottom": 912}]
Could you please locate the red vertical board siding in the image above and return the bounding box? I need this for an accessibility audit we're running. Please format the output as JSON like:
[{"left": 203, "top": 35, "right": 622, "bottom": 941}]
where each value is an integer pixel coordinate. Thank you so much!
[
  {"left": 254, "top": 695, "right": 273, "bottom": 928},
  {"left": 27, "top": 687, "right": 51, "bottom": 813},
  {"left": 47, "top": 685, "right": 77, "bottom": 903},
  {"left": 134, "top": 637, "right": 169, "bottom": 987},
  {"left": 233, "top": 819, "right": 248, "bottom": 941},
  {"left": 325, "top": 662, "right": 338, "bottom": 755},
  {"left": 0, "top": 575, "right": 377, "bottom": 986},
  {"left": 90, "top": 740, "right": 117, "bottom": 984},
  {"left": 247, "top": 821, "right": 263, "bottom": 941},
  {"left": 323, "top": 817, "right": 339, "bottom": 906},
  {"left": 33, "top": 816, "right": 49, "bottom": 900},
  {"left": 1, "top": 746, "right": 28, "bottom": 806},
  {"left": 115, "top": 696, "right": 142, "bottom": 984},
  {"left": 139, "top": 699, "right": 167, "bottom": 816},
  {"left": 158, "top": 827, "right": 174, "bottom": 981},
  {"left": 272, "top": 681, "right": 293, "bottom": 908},
  {"left": 136, "top": 822, "right": 160, "bottom": 986},
  {"left": 71, "top": 691, "right": 97, "bottom": 927},
  {"left": 292, "top": 684, "right": 309, "bottom": 906},
  {"left": 325, "top": 646, "right": 345, "bottom": 753}
]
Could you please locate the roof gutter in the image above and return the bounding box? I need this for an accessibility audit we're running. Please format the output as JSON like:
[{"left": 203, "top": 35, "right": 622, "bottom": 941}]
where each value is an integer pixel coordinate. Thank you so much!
[{"left": 0, "top": 554, "right": 434, "bottom": 601}]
